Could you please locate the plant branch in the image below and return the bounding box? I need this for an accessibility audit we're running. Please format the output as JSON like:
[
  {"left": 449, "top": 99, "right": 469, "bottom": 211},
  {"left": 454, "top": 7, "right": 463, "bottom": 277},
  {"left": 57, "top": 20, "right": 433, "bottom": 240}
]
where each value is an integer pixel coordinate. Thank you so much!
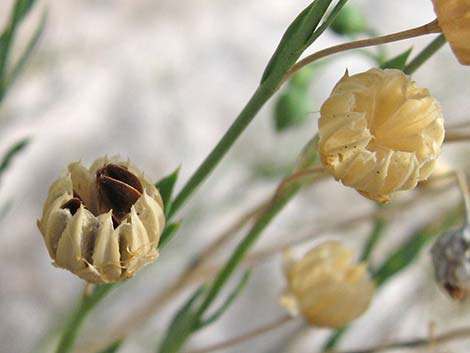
[
  {"left": 79, "top": 173, "right": 454, "bottom": 353},
  {"left": 403, "top": 34, "right": 446, "bottom": 75},
  {"left": 79, "top": 200, "right": 268, "bottom": 353},
  {"left": 326, "top": 326, "right": 470, "bottom": 353},
  {"left": 285, "top": 19, "right": 441, "bottom": 80},
  {"left": 444, "top": 131, "right": 470, "bottom": 143},
  {"left": 186, "top": 315, "right": 294, "bottom": 353}
]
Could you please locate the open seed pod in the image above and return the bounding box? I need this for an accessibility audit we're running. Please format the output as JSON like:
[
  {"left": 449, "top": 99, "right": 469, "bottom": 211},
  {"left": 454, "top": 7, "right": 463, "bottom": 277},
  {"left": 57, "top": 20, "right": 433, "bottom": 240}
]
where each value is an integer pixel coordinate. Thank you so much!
[
  {"left": 432, "top": 0, "right": 470, "bottom": 65},
  {"left": 37, "top": 157, "right": 165, "bottom": 283},
  {"left": 281, "top": 241, "right": 375, "bottom": 328},
  {"left": 318, "top": 68, "right": 445, "bottom": 203}
]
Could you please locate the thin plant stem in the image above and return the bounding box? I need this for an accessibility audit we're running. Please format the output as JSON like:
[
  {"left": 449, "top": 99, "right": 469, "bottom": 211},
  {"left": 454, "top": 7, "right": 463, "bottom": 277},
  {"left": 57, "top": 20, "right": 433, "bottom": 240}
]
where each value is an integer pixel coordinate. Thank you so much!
[
  {"left": 403, "top": 34, "right": 446, "bottom": 75},
  {"left": 168, "top": 18, "right": 440, "bottom": 219},
  {"left": 186, "top": 315, "right": 294, "bottom": 353},
  {"left": 80, "top": 200, "right": 269, "bottom": 353},
  {"left": 455, "top": 170, "right": 470, "bottom": 227},
  {"left": 169, "top": 84, "right": 275, "bottom": 218},
  {"left": 54, "top": 285, "right": 114, "bottom": 353},
  {"left": 444, "top": 131, "right": 470, "bottom": 143},
  {"left": 78, "top": 178, "right": 454, "bottom": 353},
  {"left": 325, "top": 326, "right": 470, "bottom": 353},
  {"left": 285, "top": 19, "right": 441, "bottom": 81}
]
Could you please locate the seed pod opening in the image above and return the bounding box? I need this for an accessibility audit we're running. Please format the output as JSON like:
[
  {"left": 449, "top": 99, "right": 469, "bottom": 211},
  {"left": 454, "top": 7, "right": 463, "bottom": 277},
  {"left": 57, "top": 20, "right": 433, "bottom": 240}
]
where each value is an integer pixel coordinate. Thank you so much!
[
  {"left": 37, "top": 157, "right": 165, "bottom": 283},
  {"left": 432, "top": 0, "right": 470, "bottom": 65},
  {"left": 281, "top": 241, "right": 375, "bottom": 328},
  {"left": 318, "top": 68, "right": 445, "bottom": 203}
]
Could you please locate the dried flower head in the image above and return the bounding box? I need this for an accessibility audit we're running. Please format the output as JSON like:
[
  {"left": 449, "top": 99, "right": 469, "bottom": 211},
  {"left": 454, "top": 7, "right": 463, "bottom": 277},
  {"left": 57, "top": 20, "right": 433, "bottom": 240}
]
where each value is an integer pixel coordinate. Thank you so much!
[
  {"left": 431, "top": 226, "right": 470, "bottom": 300},
  {"left": 318, "top": 68, "right": 445, "bottom": 203},
  {"left": 432, "top": 0, "right": 470, "bottom": 65},
  {"left": 37, "top": 157, "right": 165, "bottom": 283},
  {"left": 281, "top": 241, "right": 375, "bottom": 328}
]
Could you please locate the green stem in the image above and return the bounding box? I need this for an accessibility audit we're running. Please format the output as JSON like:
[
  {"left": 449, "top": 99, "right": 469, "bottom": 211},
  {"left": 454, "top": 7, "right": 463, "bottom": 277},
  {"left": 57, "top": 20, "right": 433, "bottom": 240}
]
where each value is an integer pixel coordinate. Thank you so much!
[
  {"left": 403, "top": 34, "right": 446, "bottom": 75},
  {"left": 360, "top": 214, "right": 386, "bottom": 262},
  {"left": 169, "top": 83, "right": 275, "bottom": 218},
  {"left": 54, "top": 284, "right": 115, "bottom": 353},
  {"left": 196, "top": 186, "right": 300, "bottom": 317}
]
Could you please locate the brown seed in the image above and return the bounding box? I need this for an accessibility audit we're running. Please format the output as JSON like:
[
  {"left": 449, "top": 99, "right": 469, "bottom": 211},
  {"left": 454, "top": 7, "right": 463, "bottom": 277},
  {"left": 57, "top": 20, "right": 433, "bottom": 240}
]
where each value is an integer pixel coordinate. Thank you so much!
[
  {"left": 96, "top": 164, "right": 143, "bottom": 226},
  {"left": 61, "top": 197, "right": 82, "bottom": 215},
  {"left": 97, "top": 164, "right": 143, "bottom": 193}
]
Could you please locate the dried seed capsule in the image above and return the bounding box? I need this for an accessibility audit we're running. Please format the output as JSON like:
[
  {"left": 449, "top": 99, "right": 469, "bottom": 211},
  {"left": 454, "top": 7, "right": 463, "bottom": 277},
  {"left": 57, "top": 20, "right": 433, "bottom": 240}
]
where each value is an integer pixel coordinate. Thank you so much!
[
  {"left": 280, "top": 241, "right": 375, "bottom": 328},
  {"left": 431, "top": 226, "right": 470, "bottom": 300},
  {"left": 432, "top": 0, "right": 470, "bottom": 65},
  {"left": 318, "top": 68, "right": 445, "bottom": 203},
  {"left": 37, "top": 157, "right": 165, "bottom": 283}
]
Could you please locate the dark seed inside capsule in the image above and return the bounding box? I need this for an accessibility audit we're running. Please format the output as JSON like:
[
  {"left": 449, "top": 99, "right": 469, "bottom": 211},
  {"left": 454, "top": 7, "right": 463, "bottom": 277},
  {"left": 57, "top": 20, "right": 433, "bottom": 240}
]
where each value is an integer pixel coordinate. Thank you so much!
[
  {"left": 96, "top": 164, "right": 143, "bottom": 227},
  {"left": 61, "top": 197, "right": 82, "bottom": 216}
]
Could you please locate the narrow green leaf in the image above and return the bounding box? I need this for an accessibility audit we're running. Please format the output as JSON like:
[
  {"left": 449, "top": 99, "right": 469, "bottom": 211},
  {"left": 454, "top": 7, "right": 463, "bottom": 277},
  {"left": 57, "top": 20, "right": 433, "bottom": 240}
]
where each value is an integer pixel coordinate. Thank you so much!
[
  {"left": 157, "top": 286, "right": 206, "bottom": 353},
  {"left": 360, "top": 216, "right": 386, "bottom": 262},
  {"left": 379, "top": 48, "right": 413, "bottom": 70},
  {"left": 55, "top": 284, "right": 116, "bottom": 353},
  {"left": 196, "top": 270, "right": 251, "bottom": 329},
  {"left": 96, "top": 340, "right": 122, "bottom": 353},
  {"left": 12, "top": 0, "right": 37, "bottom": 22},
  {"left": 323, "top": 205, "right": 462, "bottom": 351},
  {"left": 155, "top": 167, "right": 180, "bottom": 216},
  {"left": 304, "top": 0, "right": 349, "bottom": 48},
  {"left": 323, "top": 327, "right": 347, "bottom": 351},
  {"left": 373, "top": 206, "right": 461, "bottom": 286},
  {"left": 404, "top": 34, "right": 446, "bottom": 75},
  {"left": 4, "top": 10, "right": 47, "bottom": 91},
  {"left": 261, "top": 0, "right": 334, "bottom": 83},
  {"left": 0, "top": 138, "right": 29, "bottom": 181},
  {"left": 158, "top": 222, "right": 181, "bottom": 249},
  {"left": 0, "top": 0, "right": 39, "bottom": 87}
]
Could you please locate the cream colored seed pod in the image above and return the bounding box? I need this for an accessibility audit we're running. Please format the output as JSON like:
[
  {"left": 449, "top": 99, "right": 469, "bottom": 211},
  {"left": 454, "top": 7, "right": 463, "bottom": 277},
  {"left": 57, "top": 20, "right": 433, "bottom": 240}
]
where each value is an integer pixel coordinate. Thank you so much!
[
  {"left": 432, "top": 0, "right": 470, "bottom": 65},
  {"left": 318, "top": 68, "right": 445, "bottom": 203},
  {"left": 281, "top": 241, "right": 375, "bottom": 328},
  {"left": 37, "top": 157, "right": 165, "bottom": 283}
]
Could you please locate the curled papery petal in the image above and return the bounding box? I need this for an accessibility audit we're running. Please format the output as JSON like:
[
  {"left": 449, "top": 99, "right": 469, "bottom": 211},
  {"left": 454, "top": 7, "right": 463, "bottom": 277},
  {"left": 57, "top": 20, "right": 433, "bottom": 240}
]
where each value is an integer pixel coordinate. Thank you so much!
[
  {"left": 318, "top": 68, "right": 445, "bottom": 203},
  {"left": 281, "top": 241, "right": 375, "bottom": 328},
  {"left": 37, "top": 157, "right": 165, "bottom": 283},
  {"left": 432, "top": 0, "right": 470, "bottom": 65}
]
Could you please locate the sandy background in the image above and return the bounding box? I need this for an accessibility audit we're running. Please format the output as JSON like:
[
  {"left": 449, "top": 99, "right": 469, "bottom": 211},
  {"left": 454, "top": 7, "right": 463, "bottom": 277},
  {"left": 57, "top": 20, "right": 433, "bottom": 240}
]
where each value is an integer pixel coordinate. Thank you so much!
[{"left": 1, "top": 1, "right": 470, "bottom": 352}]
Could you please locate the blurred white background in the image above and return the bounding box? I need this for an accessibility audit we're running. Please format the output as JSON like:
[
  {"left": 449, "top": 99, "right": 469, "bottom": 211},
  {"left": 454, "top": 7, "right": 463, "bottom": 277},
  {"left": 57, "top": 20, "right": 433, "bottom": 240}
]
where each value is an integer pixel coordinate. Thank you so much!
[{"left": 1, "top": 1, "right": 470, "bottom": 353}]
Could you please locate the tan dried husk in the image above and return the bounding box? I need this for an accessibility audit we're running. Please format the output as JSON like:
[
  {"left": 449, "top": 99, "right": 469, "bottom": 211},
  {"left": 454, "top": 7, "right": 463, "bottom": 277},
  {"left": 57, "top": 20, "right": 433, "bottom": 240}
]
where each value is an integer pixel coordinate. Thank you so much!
[
  {"left": 432, "top": 0, "right": 470, "bottom": 65},
  {"left": 318, "top": 68, "right": 445, "bottom": 203},
  {"left": 37, "top": 157, "right": 165, "bottom": 283},
  {"left": 281, "top": 241, "right": 375, "bottom": 328}
]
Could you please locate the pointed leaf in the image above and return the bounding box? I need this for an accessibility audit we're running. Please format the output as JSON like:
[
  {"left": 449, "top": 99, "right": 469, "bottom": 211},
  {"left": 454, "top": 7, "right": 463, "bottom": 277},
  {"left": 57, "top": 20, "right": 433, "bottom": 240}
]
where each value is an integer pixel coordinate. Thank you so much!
[
  {"left": 373, "top": 205, "right": 462, "bottom": 286},
  {"left": 5, "top": 10, "right": 47, "bottom": 91},
  {"left": 360, "top": 216, "right": 386, "bottom": 262},
  {"left": 304, "top": 0, "right": 350, "bottom": 48},
  {"left": 0, "top": 138, "right": 29, "bottom": 181},
  {"left": 158, "top": 222, "right": 181, "bottom": 249},
  {"left": 380, "top": 48, "right": 413, "bottom": 70},
  {"left": 155, "top": 167, "right": 180, "bottom": 216},
  {"left": 157, "top": 286, "right": 205, "bottom": 353},
  {"left": 196, "top": 270, "right": 251, "bottom": 329},
  {"left": 261, "top": 0, "right": 334, "bottom": 83},
  {"left": 96, "top": 341, "right": 122, "bottom": 353},
  {"left": 0, "top": 0, "right": 39, "bottom": 86}
]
